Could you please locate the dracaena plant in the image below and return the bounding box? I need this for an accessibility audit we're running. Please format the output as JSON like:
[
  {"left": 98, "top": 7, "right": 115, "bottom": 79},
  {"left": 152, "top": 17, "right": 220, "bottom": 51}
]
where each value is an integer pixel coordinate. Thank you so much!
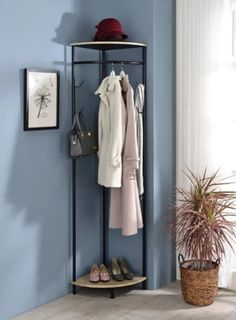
[{"left": 168, "top": 169, "right": 236, "bottom": 270}]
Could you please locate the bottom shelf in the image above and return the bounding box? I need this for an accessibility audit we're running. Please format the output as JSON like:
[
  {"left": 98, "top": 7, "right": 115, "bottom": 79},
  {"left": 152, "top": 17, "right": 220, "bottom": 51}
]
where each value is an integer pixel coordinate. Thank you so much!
[{"left": 72, "top": 274, "right": 147, "bottom": 289}]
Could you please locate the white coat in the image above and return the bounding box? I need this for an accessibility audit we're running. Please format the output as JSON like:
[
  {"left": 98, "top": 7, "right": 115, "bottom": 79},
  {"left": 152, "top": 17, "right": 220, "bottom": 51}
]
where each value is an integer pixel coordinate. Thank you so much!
[
  {"left": 95, "top": 75, "right": 127, "bottom": 188},
  {"left": 109, "top": 75, "right": 143, "bottom": 236}
]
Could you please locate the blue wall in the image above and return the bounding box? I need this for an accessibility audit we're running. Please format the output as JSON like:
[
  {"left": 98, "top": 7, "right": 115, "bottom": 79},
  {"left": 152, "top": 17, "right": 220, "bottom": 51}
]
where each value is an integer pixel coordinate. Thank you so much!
[
  {"left": 0, "top": 1, "right": 78, "bottom": 319},
  {"left": 0, "top": 1, "right": 175, "bottom": 319},
  {"left": 151, "top": 0, "right": 176, "bottom": 288}
]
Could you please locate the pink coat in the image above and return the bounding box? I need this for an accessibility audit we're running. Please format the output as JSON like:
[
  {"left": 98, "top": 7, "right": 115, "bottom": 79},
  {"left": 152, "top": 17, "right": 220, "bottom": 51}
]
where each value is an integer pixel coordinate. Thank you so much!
[{"left": 109, "top": 75, "right": 143, "bottom": 236}]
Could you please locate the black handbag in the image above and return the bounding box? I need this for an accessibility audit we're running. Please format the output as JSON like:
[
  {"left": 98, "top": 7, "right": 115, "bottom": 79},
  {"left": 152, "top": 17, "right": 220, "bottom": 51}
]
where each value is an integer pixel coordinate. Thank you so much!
[{"left": 69, "top": 112, "right": 98, "bottom": 158}]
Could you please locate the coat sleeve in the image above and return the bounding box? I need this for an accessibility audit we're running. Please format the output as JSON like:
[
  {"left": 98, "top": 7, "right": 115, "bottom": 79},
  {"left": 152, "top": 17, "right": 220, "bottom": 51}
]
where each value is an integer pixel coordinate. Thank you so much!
[
  {"left": 124, "top": 87, "right": 140, "bottom": 171},
  {"left": 95, "top": 82, "right": 104, "bottom": 158},
  {"left": 108, "top": 81, "right": 126, "bottom": 168},
  {"left": 97, "top": 103, "right": 103, "bottom": 158}
]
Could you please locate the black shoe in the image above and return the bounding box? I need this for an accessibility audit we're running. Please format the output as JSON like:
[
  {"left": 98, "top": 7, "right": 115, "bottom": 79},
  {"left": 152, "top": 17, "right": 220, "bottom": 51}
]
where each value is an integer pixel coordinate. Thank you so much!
[
  {"left": 118, "top": 257, "right": 133, "bottom": 280},
  {"left": 111, "top": 258, "right": 124, "bottom": 281}
]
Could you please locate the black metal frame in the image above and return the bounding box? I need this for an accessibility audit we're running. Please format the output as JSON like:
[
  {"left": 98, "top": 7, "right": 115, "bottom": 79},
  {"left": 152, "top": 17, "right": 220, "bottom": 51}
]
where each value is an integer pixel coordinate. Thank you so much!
[
  {"left": 73, "top": 60, "right": 143, "bottom": 65},
  {"left": 71, "top": 43, "right": 147, "bottom": 294}
]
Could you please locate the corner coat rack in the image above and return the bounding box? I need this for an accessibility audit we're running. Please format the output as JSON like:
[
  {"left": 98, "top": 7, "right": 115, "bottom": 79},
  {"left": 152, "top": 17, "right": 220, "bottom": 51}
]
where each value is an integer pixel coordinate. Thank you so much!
[{"left": 70, "top": 41, "right": 147, "bottom": 298}]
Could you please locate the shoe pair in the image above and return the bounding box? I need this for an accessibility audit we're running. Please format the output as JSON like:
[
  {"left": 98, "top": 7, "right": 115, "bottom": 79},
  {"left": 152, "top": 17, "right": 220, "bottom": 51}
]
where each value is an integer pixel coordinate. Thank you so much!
[
  {"left": 111, "top": 257, "right": 133, "bottom": 281},
  {"left": 89, "top": 264, "right": 110, "bottom": 283}
]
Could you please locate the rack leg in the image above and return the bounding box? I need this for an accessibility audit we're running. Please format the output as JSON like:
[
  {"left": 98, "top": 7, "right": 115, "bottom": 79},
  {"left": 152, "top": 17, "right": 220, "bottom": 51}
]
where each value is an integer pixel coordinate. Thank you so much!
[
  {"left": 100, "top": 49, "right": 109, "bottom": 267},
  {"left": 142, "top": 278, "right": 147, "bottom": 290},
  {"left": 72, "top": 285, "right": 77, "bottom": 295},
  {"left": 71, "top": 47, "right": 77, "bottom": 295},
  {"left": 110, "top": 288, "right": 115, "bottom": 299},
  {"left": 142, "top": 46, "right": 147, "bottom": 290}
]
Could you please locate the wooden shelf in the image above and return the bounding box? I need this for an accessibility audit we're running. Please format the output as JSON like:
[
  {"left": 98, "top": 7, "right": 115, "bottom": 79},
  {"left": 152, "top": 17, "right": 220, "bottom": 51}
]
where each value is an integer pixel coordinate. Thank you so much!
[
  {"left": 70, "top": 41, "right": 146, "bottom": 50},
  {"left": 72, "top": 274, "right": 147, "bottom": 289}
]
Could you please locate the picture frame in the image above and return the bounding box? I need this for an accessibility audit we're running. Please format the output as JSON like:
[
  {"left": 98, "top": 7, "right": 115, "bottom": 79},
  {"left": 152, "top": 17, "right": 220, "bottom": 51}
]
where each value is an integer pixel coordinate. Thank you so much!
[{"left": 24, "top": 68, "right": 59, "bottom": 131}]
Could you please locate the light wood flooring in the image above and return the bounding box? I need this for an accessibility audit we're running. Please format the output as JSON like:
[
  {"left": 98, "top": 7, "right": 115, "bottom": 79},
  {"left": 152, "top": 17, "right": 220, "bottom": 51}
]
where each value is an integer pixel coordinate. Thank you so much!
[{"left": 12, "top": 282, "right": 236, "bottom": 320}]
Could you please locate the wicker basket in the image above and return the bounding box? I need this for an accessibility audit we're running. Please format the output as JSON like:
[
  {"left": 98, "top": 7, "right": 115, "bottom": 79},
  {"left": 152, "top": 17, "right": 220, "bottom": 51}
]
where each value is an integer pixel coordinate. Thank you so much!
[{"left": 178, "top": 254, "right": 219, "bottom": 306}]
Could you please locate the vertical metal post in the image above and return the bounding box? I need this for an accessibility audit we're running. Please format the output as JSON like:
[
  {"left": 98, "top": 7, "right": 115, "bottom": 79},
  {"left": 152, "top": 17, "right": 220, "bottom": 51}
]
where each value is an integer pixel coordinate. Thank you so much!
[
  {"left": 99, "top": 50, "right": 109, "bottom": 267},
  {"left": 142, "top": 46, "right": 147, "bottom": 287},
  {"left": 72, "top": 46, "right": 77, "bottom": 294}
]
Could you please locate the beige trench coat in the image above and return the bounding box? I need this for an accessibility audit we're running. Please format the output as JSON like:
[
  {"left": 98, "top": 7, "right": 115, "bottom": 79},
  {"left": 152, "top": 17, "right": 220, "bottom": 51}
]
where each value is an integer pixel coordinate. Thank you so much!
[
  {"left": 95, "top": 75, "right": 127, "bottom": 188},
  {"left": 109, "top": 75, "right": 143, "bottom": 236}
]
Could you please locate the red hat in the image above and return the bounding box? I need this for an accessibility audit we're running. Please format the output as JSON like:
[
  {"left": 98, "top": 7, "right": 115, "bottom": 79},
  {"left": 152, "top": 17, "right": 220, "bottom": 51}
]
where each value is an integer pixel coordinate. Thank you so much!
[{"left": 94, "top": 18, "right": 128, "bottom": 41}]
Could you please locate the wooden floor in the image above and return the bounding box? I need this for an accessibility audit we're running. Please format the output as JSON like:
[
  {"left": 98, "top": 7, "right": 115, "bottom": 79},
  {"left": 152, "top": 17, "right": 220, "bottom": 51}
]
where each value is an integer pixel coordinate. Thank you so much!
[{"left": 12, "top": 282, "right": 236, "bottom": 320}]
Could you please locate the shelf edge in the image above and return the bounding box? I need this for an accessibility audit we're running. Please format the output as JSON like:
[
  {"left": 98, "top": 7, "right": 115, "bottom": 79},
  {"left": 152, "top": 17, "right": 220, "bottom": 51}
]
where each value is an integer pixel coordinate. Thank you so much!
[{"left": 70, "top": 41, "right": 147, "bottom": 48}]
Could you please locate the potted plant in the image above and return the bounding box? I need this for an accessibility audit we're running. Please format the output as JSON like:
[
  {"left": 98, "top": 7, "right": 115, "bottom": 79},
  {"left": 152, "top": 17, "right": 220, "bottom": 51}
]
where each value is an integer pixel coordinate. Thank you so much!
[{"left": 168, "top": 169, "right": 236, "bottom": 306}]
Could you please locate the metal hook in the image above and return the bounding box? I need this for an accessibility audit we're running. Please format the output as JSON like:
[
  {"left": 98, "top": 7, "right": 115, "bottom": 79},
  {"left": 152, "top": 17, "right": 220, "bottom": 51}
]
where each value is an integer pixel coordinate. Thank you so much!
[
  {"left": 120, "top": 61, "right": 125, "bottom": 77},
  {"left": 75, "top": 80, "right": 84, "bottom": 89},
  {"left": 109, "top": 62, "right": 115, "bottom": 78}
]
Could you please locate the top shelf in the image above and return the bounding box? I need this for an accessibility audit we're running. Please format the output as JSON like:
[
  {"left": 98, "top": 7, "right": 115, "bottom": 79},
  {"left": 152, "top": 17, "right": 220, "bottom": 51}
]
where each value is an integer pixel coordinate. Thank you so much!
[{"left": 70, "top": 41, "right": 147, "bottom": 50}]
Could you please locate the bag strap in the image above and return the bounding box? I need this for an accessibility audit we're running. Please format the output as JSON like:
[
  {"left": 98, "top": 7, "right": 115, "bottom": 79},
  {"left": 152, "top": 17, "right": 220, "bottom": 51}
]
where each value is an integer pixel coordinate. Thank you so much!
[
  {"left": 72, "top": 113, "right": 82, "bottom": 131},
  {"left": 71, "top": 114, "right": 77, "bottom": 131},
  {"left": 78, "top": 112, "right": 87, "bottom": 130},
  {"left": 72, "top": 112, "right": 88, "bottom": 131}
]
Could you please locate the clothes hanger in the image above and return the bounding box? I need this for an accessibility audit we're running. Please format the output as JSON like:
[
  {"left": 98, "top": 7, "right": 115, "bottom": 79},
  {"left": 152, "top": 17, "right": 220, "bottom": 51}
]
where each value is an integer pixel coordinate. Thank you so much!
[
  {"left": 120, "top": 62, "right": 125, "bottom": 77},
  {"left": 109, "top": 62, "right": 115, "bottom": 80}
]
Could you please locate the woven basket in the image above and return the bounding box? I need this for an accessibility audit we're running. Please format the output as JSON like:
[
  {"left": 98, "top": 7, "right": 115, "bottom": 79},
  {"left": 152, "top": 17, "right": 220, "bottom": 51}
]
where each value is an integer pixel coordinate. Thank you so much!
[{"left": 178, "top": 254, "right": 219, "bottom": 306}]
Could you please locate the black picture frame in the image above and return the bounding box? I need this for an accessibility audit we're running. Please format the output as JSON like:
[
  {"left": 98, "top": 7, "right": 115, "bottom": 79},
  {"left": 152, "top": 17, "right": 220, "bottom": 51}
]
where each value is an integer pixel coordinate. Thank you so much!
[{"left": 24, "top": 68, "right": 59, "bottom": 131}]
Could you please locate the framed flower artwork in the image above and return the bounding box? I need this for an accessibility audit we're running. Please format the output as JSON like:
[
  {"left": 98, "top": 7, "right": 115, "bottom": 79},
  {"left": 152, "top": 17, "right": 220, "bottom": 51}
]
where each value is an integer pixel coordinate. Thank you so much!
[{"left": 24, "top": 69, "right": 59, "bottom": 130}]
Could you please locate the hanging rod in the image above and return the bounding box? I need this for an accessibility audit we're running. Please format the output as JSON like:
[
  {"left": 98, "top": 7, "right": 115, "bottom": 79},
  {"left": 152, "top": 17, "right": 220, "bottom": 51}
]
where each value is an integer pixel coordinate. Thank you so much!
[{"left": 73, "top": 60, "right": 143, "bottom": 65}]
